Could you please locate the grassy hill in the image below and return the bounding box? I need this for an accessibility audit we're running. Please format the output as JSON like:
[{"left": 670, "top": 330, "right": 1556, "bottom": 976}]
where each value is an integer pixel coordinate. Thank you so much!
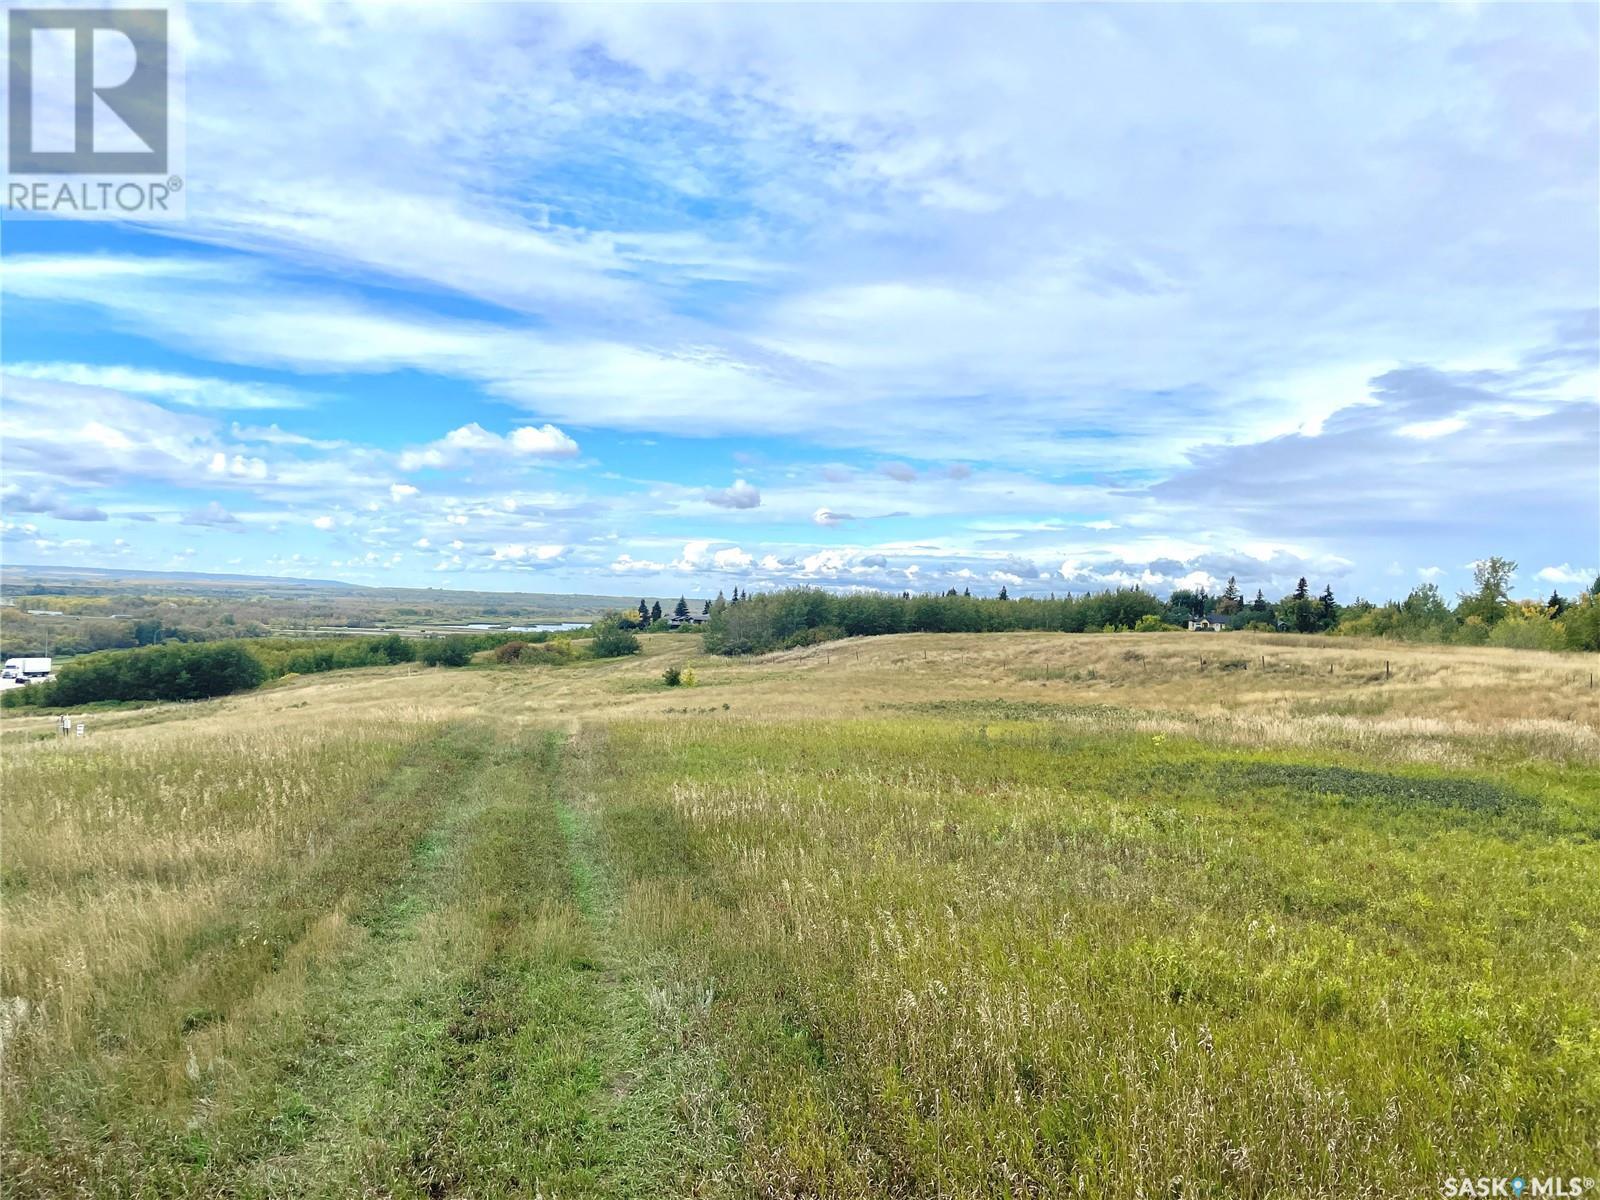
[{"left": 3, "top": 632, "right": 1597, "bottom": 1196}]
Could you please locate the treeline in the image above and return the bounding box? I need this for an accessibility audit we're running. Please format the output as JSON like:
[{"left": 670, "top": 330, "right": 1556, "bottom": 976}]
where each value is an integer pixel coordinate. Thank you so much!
[
  {"left": 699, "top": 558, "right": 1600, "bottom": 657},
  {"left": 702, "top": 587, "right": 1166, "bottom": 655},
  {"left": 1, "top": 642, "right": 269, "bottom": 707},
  {"left": 3, "top": 631, "right": 523, "bottom": 709},
  {"left": 1175, "top": 558, "right": 1599, "bottom": 652},
  {"left": 0, "top": 623, "right": 624, "bottom": 710}
]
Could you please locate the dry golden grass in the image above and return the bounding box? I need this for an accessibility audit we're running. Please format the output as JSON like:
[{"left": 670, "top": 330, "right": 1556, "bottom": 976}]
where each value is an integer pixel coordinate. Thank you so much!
[{"left": 6, "top": 631, "right": 1592, "bottom": 756}]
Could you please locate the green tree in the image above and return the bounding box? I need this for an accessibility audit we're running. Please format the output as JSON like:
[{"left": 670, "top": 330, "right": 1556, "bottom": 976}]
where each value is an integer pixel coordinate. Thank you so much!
[
  {"left": 1168, "top": 589, "right": 1206, "bottom": 619},
  {"left": 1251, "top": 589, "right": 1268, "bottom": 613},
  {"left": 589, "top": 615, "right": 642, "bottom": 658},
  {"left": 1217, "top": 576, "right": 1242, "bottom": 615},
  {"left": 638, "top": 599, "right": 650, "bottom": 623},
  {"left": 1294, "top": 577, "right": 1309, "bottom": 602},
  {"left": 1457, "top": 556, "right": 1517, "bottom": 626},
  {"left": 650, "top": 601, "right": 663, "bottom": 622},
  {"left": 674, "top": 596, "right": 690, "bottom": 618}
]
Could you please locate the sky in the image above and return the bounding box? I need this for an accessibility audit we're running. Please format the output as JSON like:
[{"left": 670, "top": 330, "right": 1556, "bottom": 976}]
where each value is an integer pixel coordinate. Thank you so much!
[{"left": 2, "top": 2, "right": 1597, "bottom": 603}]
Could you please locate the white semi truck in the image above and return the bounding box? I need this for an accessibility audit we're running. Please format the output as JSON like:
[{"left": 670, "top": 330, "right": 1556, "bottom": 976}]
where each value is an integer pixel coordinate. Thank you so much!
[{"left": 1, "top": 657, "right": 54, "bottom": 683}]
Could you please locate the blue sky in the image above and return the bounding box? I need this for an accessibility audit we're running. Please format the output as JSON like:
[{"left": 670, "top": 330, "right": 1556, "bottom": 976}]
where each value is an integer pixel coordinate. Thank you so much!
[{"left": 3, "top": 2, "right": 1596, "bottom": 602}]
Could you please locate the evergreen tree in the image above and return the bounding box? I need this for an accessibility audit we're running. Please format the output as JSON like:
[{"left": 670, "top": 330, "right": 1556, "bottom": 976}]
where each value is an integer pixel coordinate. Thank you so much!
[
  {"left": 650, "top": 601, "right": 663, "bottom": 622},
  {"left": 1294, "top": 577, "right": 1310, "bottom": 601},
  {"left": 1218, "top": 576, "right": 1242, "bottom": 614},
  {"left": 702, "top": 599, "right": 711, "bottom": 615},
  {"left": 963, "top": 587, "right": 971, "bottom": 598},
  {"left": 674, "top": 596, "right": 690, "bottom": 618},
  {"left": 712, "top": 590, "right": 727, "bottom": 615},
  {"left": 637, "top": 599, "right": 650, "bottom": 623},
  {"left": 1318, "top": 585, "right": 1338, "bottom": 626},
  {"left": 1547, "top": 590, "right": 1567, "bottom": 618},
  {"left": 1251, "top": 588, "right": 1268, "bottom": 613}
]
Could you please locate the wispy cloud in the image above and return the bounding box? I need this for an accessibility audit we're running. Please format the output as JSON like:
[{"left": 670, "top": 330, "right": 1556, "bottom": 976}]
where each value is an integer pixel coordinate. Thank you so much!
[{"left": 1, "top": 3, "right": 1593, "bottom": 596}]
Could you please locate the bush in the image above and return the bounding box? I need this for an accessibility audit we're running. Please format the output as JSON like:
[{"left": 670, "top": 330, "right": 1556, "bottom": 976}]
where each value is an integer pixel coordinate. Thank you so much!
[
  {"left": 662, "top": 665, "right": 683, "bottom": 687},
  {"left": 493, "top": 640, "right": 529, "bottom": 664},
  {"left": 526, "top": 640, "right": 580, "bottom": 664},
  {"left": 680, "top": 666, "right": 697, "bottom": 687},
  {"left": 1134, "top": 614, "right": 1180, "bottom": 633},
  {"left": 1488, "top": 617, "right": 1563, "bottom": 652},
  {"left": 589, "top": 617, "right": 642, "bottom": 659},
  {"left": 417, "top": 635, "right": 473, "bottom": 667},
  {"left": 1555, "top": 596, "right": 1600, "bottom": 652}
]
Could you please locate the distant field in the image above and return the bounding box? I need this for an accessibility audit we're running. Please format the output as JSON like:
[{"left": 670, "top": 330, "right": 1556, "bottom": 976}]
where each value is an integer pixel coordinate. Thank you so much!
[{"left": 2, "top": 632, "right": 1596, "bottom": 1197}]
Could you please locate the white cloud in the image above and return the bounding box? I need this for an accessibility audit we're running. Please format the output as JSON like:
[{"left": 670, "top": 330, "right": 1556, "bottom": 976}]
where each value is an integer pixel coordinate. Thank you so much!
[
  {"left": 490, "top": 543, "right": 567, "bottom": 563},
  {"left": 1535, "top": 563, "right": 1596, "bottom": 586},
  {"left": 7, "top": 362, "right": 318, "bottom": 410},
  {"left": 208, "top": 452, "right": 269, "bottom": 480},
  {"left": 182, "top": 501, "right": 241, "bottom": 528},
  {"left": 704, "top": 478, "right": 761, "bottom": 509},
  {"left": 390, "top": 483, "right": 420, "bottom": 500},
  {"left": 1396, "top": 417, "right": 1467, "bottom": 440},
  {"left": 399, "top": 422, "right": 580, "bottom": 470}
]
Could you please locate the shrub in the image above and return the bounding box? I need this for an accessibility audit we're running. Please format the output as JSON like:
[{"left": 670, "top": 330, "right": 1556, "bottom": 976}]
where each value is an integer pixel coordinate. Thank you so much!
[
  {"left": 662, "top": 665, "right": 683, "bottom": 687},
  {"left": 1488, "top": 617, "right": 1563, "bottom": 652},
  {"left": 1557, "top": 597, "right": 1600, "bottom": 652},
  {"left": 370, "top": 633, "right": 415, "bottom": 663},
  {"left": 679, "top": 666, "right": 697, "bottom": 687},
  {"left": 417, "top": 635, "right": 473, "bottom": 667},
  {"left": 589, "top": 616, "right": 642, "bottom": 659},
  {"left": 526, "top": 639, "right": 579, "bottom": 664},
  {"left": 493, "top": 640, "right": 529, "bottom": 664},
  {"left": 1134, "top": 614, "right": 1180, "bottom": 633}
]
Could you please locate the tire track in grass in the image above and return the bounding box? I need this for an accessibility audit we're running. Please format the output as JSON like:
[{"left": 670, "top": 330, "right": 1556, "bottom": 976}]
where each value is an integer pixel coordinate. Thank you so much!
[
  {"left": 221, "top": 729, "right": 727, "bottom": 1198},
  {"left": 1, "top": 722, "right": 497, "bottom": 1198},
  {"left": 552, "top": 729, "right": 739, "bottom": 1199}
]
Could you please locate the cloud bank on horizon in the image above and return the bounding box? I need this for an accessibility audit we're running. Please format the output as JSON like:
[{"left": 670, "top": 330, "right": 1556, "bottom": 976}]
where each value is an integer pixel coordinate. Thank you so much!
[{"left": 2, "top": 3, "right": 1596, "bottom": 602}]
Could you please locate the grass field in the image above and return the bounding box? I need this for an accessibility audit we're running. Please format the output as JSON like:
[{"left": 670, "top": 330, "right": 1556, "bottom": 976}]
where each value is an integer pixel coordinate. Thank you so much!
[{"left": 3, "top": 632, "right": 1597, "bottom": 1197}]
